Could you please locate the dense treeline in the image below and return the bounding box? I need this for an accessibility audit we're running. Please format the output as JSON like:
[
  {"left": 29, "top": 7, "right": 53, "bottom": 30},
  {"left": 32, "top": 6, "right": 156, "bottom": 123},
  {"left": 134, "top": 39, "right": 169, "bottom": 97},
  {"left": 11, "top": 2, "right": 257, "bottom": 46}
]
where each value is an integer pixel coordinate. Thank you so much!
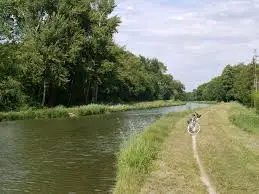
[
  {"left": 188, "top": 62, "right": 256, "bottom": 106},
  {"left": 0, "top": 0, "right": 184, "bottom": 111}
]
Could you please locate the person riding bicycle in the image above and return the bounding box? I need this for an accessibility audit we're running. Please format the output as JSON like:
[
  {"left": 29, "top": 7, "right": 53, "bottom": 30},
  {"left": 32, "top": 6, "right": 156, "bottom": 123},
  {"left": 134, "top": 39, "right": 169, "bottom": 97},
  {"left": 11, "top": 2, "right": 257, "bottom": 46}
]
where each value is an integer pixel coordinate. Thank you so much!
[
  {"left": 187, "top": 112, "right": 202, "bottom": 133},
  {"left": 187, "top": 112, "right": 201, "bottom": 124}
]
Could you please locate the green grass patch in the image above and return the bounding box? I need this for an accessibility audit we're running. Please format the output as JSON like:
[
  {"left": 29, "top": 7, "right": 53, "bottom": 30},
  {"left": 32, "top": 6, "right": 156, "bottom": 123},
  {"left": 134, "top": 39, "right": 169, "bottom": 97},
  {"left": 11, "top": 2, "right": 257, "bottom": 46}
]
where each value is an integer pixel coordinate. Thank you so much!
[
  {"left": 113, "top": 110, "right": 192, "bottom": 194},
  {"left": 198, "top": 103, "right": 259, "bottom": 193},
  {"left": 0, "top": 100, "right": 185, "bottom": 122},
  {"left": 229, "top": 103, "right": 259, "bottom": 133}
]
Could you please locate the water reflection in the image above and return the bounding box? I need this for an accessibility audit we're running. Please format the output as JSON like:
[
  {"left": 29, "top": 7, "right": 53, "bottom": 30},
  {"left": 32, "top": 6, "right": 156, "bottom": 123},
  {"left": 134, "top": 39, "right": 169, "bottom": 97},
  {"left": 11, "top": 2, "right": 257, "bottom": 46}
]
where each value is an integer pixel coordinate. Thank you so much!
[{"left": 0, "top": 103, "right": 208, "bottom": 193}]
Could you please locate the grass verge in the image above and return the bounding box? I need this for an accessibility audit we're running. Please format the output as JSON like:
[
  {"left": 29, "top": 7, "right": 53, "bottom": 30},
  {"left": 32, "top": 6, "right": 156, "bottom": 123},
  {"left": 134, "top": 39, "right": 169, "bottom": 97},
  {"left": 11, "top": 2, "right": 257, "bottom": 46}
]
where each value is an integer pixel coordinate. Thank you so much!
[
  {"left": 197, "top": 103, "right": 259, "bottom": 193},
  {"left": 139, "top": 103, "right": 258, "bottom": 194},
  {"left": 113, "top": 110, "right": 193, "bottom": 194},
  {"left": 0, "top": 100, "right": 185, "bottom": 122},
  {"left": 229, "top": 103, "right": 259, "bottom": 133}
]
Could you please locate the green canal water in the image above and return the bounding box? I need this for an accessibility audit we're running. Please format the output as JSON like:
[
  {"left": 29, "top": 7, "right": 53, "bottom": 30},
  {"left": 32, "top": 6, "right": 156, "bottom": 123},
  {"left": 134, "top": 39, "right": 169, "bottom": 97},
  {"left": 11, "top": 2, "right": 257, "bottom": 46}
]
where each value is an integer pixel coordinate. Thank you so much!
[{"left": 0, "top": 103, "right": 208, "bottom": 193}]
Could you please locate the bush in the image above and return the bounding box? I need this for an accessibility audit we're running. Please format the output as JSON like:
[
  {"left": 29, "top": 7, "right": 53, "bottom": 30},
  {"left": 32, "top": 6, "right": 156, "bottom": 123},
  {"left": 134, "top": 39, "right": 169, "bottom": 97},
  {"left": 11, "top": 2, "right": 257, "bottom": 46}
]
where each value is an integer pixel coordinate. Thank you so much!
[{"left": 0, "top": 77, "right": 26, "bottom": 111}]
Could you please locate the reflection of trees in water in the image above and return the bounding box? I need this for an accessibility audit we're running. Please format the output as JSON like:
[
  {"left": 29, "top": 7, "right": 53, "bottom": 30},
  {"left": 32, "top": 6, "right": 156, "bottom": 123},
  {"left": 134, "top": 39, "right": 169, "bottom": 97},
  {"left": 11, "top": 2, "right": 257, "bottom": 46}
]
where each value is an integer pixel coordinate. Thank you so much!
[
  {"left": 0, "top": 122, "right": 32, "bottom": 192},
  {"left": 120, "top": 115, "right": 159, "bottom": 140}
]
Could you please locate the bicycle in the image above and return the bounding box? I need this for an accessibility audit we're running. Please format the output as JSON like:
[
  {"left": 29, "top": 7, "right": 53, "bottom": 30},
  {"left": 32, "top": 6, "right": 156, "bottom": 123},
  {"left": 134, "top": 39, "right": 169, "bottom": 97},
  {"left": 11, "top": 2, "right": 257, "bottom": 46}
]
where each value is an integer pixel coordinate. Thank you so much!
[{"left": 187, "top": 112, "right": 201, "bottom": 135}]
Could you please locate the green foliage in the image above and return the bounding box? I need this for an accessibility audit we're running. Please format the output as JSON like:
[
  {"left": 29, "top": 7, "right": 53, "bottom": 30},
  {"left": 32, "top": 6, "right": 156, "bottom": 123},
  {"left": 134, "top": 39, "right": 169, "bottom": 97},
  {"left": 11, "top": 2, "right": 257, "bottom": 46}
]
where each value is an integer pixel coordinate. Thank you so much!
[
  {"left": 0, "top": 0, "right": 185, "bottom": 110},
  {"left": 191, "top": 63, "right": 256, "bottom": 106},
  {"left": 0, "top": 77, "right": 25, "bottom": 111},
  {"left": 0, "top": 100, "right": 185, "bottom": 122},
  {"left": 234, "top": 64, "right": 254, "bottom": 106},
  {"left": 221, "top": 65, "right": 235, "bottom": 101},
  {"left": 230, "top": 103, "right": 259, "bottom": 133},
  {"left": 0, "top": 43, "right": 26, "bottom": 111}
]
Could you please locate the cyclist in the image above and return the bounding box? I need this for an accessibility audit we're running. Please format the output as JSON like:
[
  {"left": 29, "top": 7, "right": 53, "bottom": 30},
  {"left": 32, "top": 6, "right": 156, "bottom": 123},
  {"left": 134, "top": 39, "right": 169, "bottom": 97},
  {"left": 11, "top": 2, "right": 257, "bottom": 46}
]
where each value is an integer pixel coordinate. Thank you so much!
[
  {"left": 187, "top": 112, "right": 202, "bottom": 133},
  {"left": 187, "top": 112, "right": 201, "bottom": 123}
]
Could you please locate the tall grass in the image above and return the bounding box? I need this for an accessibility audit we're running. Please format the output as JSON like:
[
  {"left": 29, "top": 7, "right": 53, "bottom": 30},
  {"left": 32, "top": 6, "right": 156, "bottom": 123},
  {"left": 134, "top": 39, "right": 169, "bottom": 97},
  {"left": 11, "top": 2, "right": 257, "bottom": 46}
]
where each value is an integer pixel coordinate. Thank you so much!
[
  {"left": 0, "top": 100, "right": 185, "bottom": 122},
  {"left": 113, "top": 110, "right": 191, "bottom": 194},
  {"left": 230, "top": 103, "right": 259, "bottom": 133},
  {"left": 197, "top": 103, "right": 259, "bottom": 194}
]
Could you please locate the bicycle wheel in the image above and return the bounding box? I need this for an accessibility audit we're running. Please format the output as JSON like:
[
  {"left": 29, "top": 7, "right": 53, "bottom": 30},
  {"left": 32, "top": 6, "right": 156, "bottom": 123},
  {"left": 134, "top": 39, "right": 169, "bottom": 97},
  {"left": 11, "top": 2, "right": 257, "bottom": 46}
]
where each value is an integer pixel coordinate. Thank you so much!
[{"left": 187, "top": 122, "right": 200, "bottom": 135}]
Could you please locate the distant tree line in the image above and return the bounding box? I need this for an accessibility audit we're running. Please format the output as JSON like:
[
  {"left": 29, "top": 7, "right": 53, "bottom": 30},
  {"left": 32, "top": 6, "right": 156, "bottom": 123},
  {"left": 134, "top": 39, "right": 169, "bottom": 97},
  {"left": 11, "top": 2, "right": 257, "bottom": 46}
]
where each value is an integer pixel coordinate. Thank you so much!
[
  {"left": 0, "top": 0, "right": 185, "bottom": 111},
  {"left": 187, "top": 62, "right": 257, "bottom": 107}
]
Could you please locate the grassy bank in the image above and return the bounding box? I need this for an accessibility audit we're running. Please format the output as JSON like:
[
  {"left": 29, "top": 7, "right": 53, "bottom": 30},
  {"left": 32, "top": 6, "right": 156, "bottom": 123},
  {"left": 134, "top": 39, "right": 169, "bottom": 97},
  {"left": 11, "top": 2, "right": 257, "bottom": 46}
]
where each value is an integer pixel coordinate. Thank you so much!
[
  {"left": 113, "top": 109, "right": 195, "bottom": 194},
  {"left": 139, "top": 103, "right": 258, "bottom": 194},
  {"left": 230, "top": 103, "right": 259, "bottom": 133},
  {"left": 0, "top": 100, "right": 185, "bottom": 122},
  {"left": 197, "top": 103, "right": 259, "bottom": 193}
]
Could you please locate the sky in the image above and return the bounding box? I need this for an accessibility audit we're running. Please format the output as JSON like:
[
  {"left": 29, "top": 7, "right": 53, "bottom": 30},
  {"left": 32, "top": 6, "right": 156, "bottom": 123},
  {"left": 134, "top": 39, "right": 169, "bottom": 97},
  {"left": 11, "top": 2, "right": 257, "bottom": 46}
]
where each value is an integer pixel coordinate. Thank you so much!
[{"left": 113, "top": 0, "right": 259, "bottom": 91}]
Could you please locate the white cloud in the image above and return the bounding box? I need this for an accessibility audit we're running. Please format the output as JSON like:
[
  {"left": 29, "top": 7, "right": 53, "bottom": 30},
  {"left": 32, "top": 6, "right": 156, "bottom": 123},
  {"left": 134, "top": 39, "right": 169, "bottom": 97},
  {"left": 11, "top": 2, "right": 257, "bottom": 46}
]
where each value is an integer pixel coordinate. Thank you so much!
[{"left": 113, "top": 0, "right": 259, "bottom": 91}]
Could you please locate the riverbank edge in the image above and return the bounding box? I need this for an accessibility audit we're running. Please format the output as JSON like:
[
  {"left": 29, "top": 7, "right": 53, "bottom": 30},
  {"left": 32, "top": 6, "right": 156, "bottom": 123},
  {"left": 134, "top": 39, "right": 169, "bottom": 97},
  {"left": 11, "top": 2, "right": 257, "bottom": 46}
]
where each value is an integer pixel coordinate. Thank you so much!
[
  {"left": 229, "top": 102, "right": 259, "bottom": 133},
  {"left": 189, "top": 101, "right": 217, "bottom": 104},
  {"left": 113, "top": 107, "right": 205, "bottom": 194},
  {"left": 0, "top": 100, "right": 185, "bottom": 122}
]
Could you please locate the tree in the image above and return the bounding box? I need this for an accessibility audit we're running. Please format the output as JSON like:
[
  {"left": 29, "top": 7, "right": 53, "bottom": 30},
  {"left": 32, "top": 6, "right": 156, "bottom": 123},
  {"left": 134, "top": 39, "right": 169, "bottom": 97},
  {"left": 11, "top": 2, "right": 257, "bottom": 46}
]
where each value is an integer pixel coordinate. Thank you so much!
[
  {"left": 221, "top": 65, "right": 235, "bottom": 101},
  {"left": 0, "top": 43, "right": 25, "bottom": 111},
  {"left": 18, "top": 9, "right": 85, "bottom": 106},
  {"left": 0, "top": 0, "right": 185, "bottom": 110},
  {"left": 192, "top": 61, "right": 256, "bottom": 106},
  {"left": 234, "top": 63, "right": 254, "bottom": 106},
  {"left": 83, "top": 0, "right": 121, "bottom": 103}
]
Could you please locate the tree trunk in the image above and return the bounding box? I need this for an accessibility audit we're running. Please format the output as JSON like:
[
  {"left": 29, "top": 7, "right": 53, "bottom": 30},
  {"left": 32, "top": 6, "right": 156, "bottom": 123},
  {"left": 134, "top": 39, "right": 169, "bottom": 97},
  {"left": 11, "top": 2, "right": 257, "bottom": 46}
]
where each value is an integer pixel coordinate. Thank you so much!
[
  {"left": 68, "top": 92, "right": 72, "bottom": 106},
  {"left": 91, "top": 82, "right": 98, "bottom": 103},
  {"left": 85, "top": 80, "right": 91, "bottom": 104},
  {"left": 95, "top": 83, "right": 98, "bottom": 103},
  {"left": 42, "top": 80, "right": 47, "bottom": 106},
  {"left": 91, "top": 86, "right": 95, "bottom": 103},
  {"left": 49, "top": 86, "right": 57, "bottom": 106},
  {"left": 68, "top": 73, "right": 75, "bottom": 106}
]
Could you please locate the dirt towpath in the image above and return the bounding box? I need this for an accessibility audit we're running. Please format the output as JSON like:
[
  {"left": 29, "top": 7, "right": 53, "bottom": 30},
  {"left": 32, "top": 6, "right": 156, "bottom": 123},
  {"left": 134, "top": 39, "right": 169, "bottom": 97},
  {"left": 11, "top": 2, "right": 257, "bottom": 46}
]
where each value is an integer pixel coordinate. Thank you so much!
[
  {"left": 141, "top": 103, "right": 259, "bottom": 194},
  {"left": 192, "top": 135, "right": 216, "bottom": 194}
]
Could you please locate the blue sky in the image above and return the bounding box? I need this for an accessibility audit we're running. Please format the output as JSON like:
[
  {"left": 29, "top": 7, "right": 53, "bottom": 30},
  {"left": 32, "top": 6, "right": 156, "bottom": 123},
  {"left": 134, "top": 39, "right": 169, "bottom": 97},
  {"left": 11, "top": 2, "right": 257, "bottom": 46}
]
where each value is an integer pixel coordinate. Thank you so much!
[{"left": 113, "top": 0, "right": 259, "bottom": 91}]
